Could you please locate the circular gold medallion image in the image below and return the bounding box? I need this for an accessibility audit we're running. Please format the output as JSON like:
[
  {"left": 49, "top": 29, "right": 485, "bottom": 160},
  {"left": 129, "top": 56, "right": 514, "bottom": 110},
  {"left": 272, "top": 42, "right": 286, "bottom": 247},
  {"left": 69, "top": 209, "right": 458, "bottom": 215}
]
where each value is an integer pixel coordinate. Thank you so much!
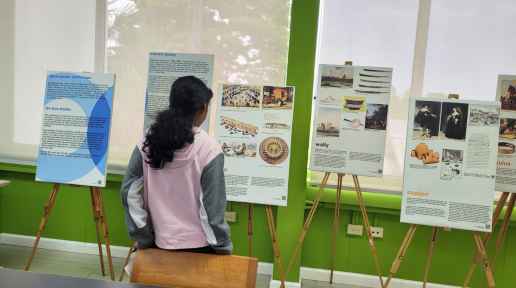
[{"left": 259, "top": 137, "right": 289, "bottom": 165}]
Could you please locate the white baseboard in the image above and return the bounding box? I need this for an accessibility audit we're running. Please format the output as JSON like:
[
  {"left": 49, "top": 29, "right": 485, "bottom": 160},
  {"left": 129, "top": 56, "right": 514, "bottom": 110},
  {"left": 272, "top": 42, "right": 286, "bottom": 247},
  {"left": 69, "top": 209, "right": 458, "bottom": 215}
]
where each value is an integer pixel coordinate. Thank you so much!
[
  {"left": 300, "top": 267, "right": 468, "bottom": 288},
  {"left": 269, "top": 279, "right": 301, "bottom": 288},
  {"left": 0, "top": 233, "right": 274, "bottom": 275}
]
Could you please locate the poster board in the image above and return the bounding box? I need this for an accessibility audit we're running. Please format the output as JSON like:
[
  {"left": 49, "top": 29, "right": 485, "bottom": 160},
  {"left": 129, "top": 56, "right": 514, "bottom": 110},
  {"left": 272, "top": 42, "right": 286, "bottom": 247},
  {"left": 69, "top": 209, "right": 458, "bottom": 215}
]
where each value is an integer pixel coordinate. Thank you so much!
[
  {"left": 214, "top": 83, "right": 295, "bottom": 206},
  {"left": 309, "top": 64, "right": 393, "bottom": 177},
  {"left": 495, "top": 75, "right": 516, "bottom": 193},
  {"left": 36, "top": 71, "right": 116, "bottom": 187},
  {"left": 144, "top": 52, "right": 214, "bottom": 132},
  {"left": 400, "top": 97, "right": 501, "bottom": 232}
]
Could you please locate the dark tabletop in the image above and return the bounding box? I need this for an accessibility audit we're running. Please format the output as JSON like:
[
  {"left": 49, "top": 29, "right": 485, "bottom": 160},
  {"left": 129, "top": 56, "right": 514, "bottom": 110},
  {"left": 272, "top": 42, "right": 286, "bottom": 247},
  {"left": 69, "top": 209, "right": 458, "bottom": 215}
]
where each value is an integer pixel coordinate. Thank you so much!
[{"left": 0, "top": 269, "right": 162, "bottom": 288}]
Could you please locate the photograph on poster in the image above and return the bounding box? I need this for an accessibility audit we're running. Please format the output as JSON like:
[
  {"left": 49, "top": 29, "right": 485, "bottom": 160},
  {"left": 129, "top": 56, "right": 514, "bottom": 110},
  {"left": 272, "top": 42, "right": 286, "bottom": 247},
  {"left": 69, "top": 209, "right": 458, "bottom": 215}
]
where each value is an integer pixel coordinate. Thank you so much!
[
  {"left": 499, "top": 118, "right": 516, "bottom": 139},
  {"left": 319, "top": 90, "right": 343, "bottom": 106},
  {"left": 469, "top": 104, "right": 500, "bottom": 127},
  {"left": 441, "top": 149, "right": 463, "bottom": 180},
  {"left": 316, "top": 107, "right": 341, "bottom": 137},
  {"left": 321, "top": 65, "right": 354, "bottom": 88},
  {"left": 262, "top": 86, "right": 294, "bottom": 109},
  {"left": 413, "top": 100, "right": 440, "bottom": 139},
  {"left": 259, "top": 137, "right": 289, "bottom": 165},
  {"left": 221, "top": 84, "right": 261, "bottom": 110},
  {"left": 342, "top": 118, "right": 364, "bottom": 129},
  {"left": 343, "top": 96, "right": 366, "bottom": 112},
  {"left": 499, "top": 79, "right": 516, "bottom": 111},
  {"left": 263, "top": 122, "right": 291, "bottom": 132},
  {"left": 410, "top": 142, "right": 440, "bottom": 164},
  {"left": 219, "top": 116, "right": 258, "bottom": 137},
  {"left": 439, "top": 102, "right": 468, "bottom": 141},
  {"left": 220, "top": 141, "right": 257, "bottom": 158},
  {"left": 365, "top": 104, "right": 388, "bottom": 130}
]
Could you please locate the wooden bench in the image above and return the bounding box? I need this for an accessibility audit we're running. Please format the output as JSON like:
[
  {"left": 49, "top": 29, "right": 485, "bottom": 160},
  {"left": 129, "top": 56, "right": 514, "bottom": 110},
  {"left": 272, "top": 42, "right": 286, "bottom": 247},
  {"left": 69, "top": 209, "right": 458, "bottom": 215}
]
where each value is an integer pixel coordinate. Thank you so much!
[{"left": 130, "top": 248, "right": 258, "bottom": 288}]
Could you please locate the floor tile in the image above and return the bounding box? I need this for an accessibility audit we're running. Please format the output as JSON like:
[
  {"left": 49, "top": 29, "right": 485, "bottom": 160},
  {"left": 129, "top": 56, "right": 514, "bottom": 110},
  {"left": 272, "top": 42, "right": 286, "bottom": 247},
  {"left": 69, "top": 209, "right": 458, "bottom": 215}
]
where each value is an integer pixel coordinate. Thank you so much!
[
  {"left": 105, "top": 256, "right": 133, "bottom": 267},
  {"left": 302, "top": 279, "right": 316, "bottom": 287},
  {"left": 87, "top": 267, "right": 129, "bottom": 283},
  {"left": 0, "top": 244, "right": 51, "bottom": 258},
  {"left": 38, "top": 250, "right": 107, "bottom": 266},
  {"left": 24, "top": 260, "right": 97, "bottom": 278},
  {"left": 256, "top": 273, "right": 271, "bottom": 285},
  {"left": 0, "top": 256, "right": 28, "bottom": 269}
]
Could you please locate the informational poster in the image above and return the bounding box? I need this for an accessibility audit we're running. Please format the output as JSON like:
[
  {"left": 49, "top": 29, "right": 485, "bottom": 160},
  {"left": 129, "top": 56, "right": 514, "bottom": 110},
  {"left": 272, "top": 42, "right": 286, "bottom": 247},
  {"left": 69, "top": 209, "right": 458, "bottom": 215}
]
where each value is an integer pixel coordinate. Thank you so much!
[
  {"left": 309, "top": 64, "right": 393, "bottom": 177},
  {"left": 400, "top": 97, "right": 501, "bottom": 232},
  {"left": 144, "top": 52, "right": 214, "bottom": 132},
  {"left": 495, "top": 75, "right": 516, "bottom": 193},
  {"left": 36, "top": 71, "right": 116, "bottom": 187},
  {"left": 214, "top": 84, "right": 295, "bottom": 206}
]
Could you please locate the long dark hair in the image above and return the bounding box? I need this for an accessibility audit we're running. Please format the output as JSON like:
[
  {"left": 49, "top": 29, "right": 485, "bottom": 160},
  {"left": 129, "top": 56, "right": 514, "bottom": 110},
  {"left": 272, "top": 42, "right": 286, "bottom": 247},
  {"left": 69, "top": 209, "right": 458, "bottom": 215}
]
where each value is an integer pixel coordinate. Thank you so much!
[{"left": 143, "top": 76, "right": 213, "bottom": 169}]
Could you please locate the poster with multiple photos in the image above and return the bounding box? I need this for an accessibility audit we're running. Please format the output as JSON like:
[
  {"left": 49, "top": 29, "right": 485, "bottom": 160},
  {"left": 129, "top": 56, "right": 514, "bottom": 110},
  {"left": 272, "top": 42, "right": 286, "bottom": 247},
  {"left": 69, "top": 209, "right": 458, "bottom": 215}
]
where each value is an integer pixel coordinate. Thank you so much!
[
  {"left": 214, "top": 84, "right": 295, "bottom": 206},
  {"left": 495, "top": 75, "right": 516, "bottom": 193},
  {"left": 36, "top": 71, "right": 116, "bottom": 187},
  {"left": 400, "top": 97, "right": 501, "bottom": 232},
  {"left": 309, "top": 64, "right": 393, "bottom": 177},
  {"left": 143, "top": 52, "right": 214, "bottom": 132}
]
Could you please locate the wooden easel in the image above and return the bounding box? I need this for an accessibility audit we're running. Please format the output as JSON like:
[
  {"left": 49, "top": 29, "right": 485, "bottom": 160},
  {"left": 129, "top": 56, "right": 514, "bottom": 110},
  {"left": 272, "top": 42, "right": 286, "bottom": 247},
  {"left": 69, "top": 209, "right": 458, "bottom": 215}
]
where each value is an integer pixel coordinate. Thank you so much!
[
  {"left": 119, "top": 203, "right": 287, "bottom": 288},
  {"left": 462, "top": 192, "right": 516, "bottom": 288},
  {"left": 25, "top": 183, "right": 115, "bottom": 281},
  {"left": 383, "top": 94, "right": 496, "bottom": 288}
]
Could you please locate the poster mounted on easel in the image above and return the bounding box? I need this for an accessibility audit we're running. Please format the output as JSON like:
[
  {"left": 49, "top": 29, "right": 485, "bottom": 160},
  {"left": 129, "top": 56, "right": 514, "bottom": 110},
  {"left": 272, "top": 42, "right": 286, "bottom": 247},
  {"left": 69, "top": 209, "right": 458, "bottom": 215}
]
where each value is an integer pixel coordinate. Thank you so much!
[
  {"left": 495, "top": 75, "right": 516, "bottom": 193},
  {"left": 400, "top": 97, "right": 501, "bottom": 232},
  {"left": 143, "top": 52, "right": 214, "bottom": 132},
  {"left": 214, "top": 83, "right": 295, "bottom": 206},
  {"left": 36, "top": 71, "right": 116, "bottom": 187},
  {"left": 309, "top": 64, "right": 393, "bottom": 177}
]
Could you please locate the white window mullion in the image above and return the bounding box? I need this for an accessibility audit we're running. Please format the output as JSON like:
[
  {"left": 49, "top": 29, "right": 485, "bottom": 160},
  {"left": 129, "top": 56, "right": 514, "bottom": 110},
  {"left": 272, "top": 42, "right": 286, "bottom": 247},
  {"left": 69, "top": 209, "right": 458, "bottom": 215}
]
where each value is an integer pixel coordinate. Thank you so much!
[
  {"left": 192, "top": 0, "right": 204, "bottom": 53},
  {"left": 95, "top": 0, "right": 108, "bottom": 73},
  {"left": 409, "top": 0, "right": 432, "bottom": 98}
]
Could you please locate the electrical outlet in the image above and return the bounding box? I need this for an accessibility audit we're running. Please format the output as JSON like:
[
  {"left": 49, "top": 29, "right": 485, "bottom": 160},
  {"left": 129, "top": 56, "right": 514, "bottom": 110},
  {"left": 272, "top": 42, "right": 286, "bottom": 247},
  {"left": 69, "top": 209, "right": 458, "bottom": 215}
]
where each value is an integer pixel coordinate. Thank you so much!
[
  {"left": 224, "top": 212, "right": 237, "bottom": 222},
  {"left": 347, "top": 224, "right": 363, "bottom": 236},
  {"left": 371, "top": 226, "right": 384, "bottom": 238}
]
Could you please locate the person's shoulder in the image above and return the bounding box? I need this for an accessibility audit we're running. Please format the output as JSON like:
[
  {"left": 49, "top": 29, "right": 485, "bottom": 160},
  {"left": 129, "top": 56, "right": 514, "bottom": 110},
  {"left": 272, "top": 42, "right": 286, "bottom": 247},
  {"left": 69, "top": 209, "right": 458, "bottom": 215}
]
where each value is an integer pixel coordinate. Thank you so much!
[{"left": 137, "top": 129, "right": 150, "bottom": 149}]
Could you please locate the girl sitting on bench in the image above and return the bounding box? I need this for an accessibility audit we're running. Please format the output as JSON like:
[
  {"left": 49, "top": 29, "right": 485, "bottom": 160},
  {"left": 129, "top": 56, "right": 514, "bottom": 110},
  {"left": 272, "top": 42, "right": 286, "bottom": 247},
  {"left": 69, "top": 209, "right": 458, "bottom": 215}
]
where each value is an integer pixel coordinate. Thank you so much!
[{"left": 121, "top": 76, "right": 232, "bottom": 256}]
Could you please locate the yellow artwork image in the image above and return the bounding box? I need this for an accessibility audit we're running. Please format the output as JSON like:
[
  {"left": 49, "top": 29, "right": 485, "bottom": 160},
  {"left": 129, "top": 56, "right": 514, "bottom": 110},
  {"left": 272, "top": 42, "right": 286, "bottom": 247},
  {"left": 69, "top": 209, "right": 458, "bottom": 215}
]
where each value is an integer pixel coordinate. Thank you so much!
[{"left": 343, "top": 96, "right": 366, "bottom": 112}]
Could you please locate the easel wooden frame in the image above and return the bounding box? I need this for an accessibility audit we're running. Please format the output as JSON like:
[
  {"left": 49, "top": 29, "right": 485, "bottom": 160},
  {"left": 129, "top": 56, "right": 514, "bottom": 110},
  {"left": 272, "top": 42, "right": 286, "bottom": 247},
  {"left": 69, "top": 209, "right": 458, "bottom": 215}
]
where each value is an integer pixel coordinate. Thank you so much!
[
  {"left": 383, "top": 94, "right": 497, "bottom": 288},
  {"left": 25, "top": 183, "right": 115, "bottom": 281}
]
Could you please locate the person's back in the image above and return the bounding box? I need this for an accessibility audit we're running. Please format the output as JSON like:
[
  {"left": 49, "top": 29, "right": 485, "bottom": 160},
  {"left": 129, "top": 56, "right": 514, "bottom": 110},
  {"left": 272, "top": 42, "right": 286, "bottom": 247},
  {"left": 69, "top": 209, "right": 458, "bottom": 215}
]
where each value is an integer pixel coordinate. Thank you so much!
[{"left": 121, "top": 76, "right": 232, "bottom": 255}]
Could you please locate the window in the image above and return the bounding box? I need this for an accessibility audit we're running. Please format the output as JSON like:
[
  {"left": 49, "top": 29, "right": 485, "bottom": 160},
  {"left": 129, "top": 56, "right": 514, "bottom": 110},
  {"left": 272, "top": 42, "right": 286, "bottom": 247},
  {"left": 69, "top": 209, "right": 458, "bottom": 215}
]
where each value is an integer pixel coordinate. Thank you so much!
[{"left": 0, "top": 0, "right": 293, "bottom": 172}]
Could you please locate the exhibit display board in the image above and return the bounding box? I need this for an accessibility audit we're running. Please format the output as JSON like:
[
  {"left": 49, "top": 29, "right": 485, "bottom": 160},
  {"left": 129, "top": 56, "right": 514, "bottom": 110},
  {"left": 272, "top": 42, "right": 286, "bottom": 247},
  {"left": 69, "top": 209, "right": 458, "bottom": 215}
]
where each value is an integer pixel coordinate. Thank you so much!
[
  {"left": 214, "top": 83, "right": 295, "bottom": 206},
  {"left": 144, "top": 52, "right": 214, "bottom": 132},
  {"left": 495, "top": 75, "right": 516, "bottom": 193},
  {"left": 36, "top": 71, "right": 115, "bottom": 187},
  {"left": 400, "top": 97, "right": 501, "bottom": 232},
  {"left": 309, "top": 65, "right": 393, "bottom": 177}
]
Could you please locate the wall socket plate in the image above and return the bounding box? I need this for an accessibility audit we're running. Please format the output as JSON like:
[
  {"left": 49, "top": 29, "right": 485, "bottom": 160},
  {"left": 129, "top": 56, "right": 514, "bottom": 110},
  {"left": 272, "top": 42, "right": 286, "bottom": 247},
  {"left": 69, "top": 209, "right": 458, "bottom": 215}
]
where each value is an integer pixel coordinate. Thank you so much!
[
  {"left": 224, "top": 212, "right": 237, "bottom": 222},
  {"left": 371, "top": 226, "right": 384, "bottom": 238},
  {"left": 347, "top": 224, "right": 363, "bottom": 236}
]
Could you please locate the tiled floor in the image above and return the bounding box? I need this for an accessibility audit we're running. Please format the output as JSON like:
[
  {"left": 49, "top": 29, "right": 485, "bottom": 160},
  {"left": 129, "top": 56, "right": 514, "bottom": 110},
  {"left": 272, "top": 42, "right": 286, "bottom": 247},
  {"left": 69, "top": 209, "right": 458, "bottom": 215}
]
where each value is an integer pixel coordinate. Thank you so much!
[{"left": 0, "top": 244, "right": 364, "bottom": 287}]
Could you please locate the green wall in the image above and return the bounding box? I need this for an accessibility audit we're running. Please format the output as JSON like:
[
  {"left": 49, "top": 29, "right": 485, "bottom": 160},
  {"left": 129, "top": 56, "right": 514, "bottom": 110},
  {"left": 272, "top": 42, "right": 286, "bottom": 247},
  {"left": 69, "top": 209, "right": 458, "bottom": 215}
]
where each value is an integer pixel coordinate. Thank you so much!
[{"left": 2, "top": 1, "right": 516, "bottom": 288}]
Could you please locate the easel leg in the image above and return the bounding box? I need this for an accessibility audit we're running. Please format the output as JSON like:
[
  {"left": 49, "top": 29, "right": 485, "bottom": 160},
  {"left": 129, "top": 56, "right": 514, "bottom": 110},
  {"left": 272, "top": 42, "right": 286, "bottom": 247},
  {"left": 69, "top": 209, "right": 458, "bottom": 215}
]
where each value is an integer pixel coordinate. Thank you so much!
[
  {"left": 353, "top": 175, "right": 384, "bottom": 287},
  {"left": 472, "top": 231, "right": 495, "bottom": 288},
  {"left": 248, "top": 203, "right": 253, "bottom": 257},
  {"left": 422, "top": 227, "right": 438, "bottom": 288},
  {"left": 463, "top": 192, "right": 509, "bottom": 288},
  {"left": 92, "top": 187, "right": 115, "bottom": 281},
  {"left": 90, "top": 187, "right": 106, "bottom": 276},
  {"left": 266, "top": 205, "right": 286, "bottom": 288},
  {"left": 284, "top": 172, "right": 330, "bottom": 280},
  {"left": 119, "top": 241, "right": 136, "bottom": 281},
  {"left": 483, "top": 193, "right": 516, "bottom": 288},
  {"left": 330, "top": 173, "right": 344, "bottom": 284},
  {"left": 383, "top": 224, "right": 418, "bottom": 288},
  {"left": 25, "top": 183, "right": 61, "bottom": 271}
]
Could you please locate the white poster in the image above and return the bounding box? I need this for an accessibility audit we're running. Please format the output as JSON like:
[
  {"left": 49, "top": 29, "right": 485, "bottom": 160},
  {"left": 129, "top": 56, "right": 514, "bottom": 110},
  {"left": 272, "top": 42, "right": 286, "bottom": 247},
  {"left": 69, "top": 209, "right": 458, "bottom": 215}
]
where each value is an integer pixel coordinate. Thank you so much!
[
  {"left": 144, "top": 52, "right": 214, "bottom": 132},
  {"left": 214, "top": 84, "right": 295, "bottom": 206},
  {"left": 400, "top": 97, "right": 501, "bottom": 232},
  {"left": 36, "top": 71, "right": 116, "bottom": 187},
  {"left": 309, "top": 65, "right": 392, "bottom": 177},
  {"left": 495, "top": 75, "right": 516, "bottom": 193}
]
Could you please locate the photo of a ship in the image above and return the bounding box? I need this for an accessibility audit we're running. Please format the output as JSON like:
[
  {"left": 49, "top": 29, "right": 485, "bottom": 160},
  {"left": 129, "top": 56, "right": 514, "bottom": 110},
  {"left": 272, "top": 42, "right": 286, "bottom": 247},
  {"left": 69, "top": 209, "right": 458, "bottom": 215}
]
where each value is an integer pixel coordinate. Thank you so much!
[{"left": 320, "top": 65, "right": 354, "bottom": 89}]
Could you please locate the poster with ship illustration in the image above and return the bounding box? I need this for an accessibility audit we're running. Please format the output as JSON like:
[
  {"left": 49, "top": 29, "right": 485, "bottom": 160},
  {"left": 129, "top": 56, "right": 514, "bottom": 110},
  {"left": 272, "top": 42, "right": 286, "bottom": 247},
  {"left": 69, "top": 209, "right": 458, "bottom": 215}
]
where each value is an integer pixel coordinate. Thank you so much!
[
  {"left": 214, "top": 83, "right": 295, "bottom": 206},
  {"left": 309, "top": 64, "right": 393, "bottom": 177}
]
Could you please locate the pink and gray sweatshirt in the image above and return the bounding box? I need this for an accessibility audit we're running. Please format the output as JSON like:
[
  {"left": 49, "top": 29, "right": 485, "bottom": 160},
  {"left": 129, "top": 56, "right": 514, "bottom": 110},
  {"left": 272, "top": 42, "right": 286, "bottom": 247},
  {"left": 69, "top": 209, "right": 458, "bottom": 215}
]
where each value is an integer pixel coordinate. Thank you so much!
[{"left": 120, "top": 128, "right": 232, "bottom": 254}]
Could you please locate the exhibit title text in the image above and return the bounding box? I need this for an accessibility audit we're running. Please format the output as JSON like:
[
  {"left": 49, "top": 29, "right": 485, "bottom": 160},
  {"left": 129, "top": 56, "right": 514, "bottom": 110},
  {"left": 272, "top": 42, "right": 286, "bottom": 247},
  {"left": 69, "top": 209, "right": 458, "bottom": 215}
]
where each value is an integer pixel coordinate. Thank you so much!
[
  {"left": 315, "top": 143, "right": 329, "bottom": 148},
  {"left": 407, "top": 190, "right": 429, "bottom": 197},
  {"left": 48, "top": 75, "right": 92, "bottom": 80},
  {"left": 150, "top": 52, "right": 176, "bottom": 56},
  {"left": 45, "top": 107, "right": 71, "bottom": 111}
]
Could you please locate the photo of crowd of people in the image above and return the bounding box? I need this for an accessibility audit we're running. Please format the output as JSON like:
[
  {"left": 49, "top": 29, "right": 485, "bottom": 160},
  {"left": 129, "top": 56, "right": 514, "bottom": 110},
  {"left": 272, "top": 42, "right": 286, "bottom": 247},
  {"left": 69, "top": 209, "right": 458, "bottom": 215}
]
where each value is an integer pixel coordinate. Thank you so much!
[{"left": 221, "top": 84, "right": 261, "bottom": 110}]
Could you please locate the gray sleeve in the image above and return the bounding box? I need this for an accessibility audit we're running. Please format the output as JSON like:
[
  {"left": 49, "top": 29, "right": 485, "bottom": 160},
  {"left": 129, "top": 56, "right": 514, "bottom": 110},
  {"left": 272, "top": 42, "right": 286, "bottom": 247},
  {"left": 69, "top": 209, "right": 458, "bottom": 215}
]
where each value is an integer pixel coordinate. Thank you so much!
[
  {"left": 120, "top": 146, "right": 155, "bottom": 249},
  {"left": 200, "top": 153, "right": 233, "bottom": 255}
]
